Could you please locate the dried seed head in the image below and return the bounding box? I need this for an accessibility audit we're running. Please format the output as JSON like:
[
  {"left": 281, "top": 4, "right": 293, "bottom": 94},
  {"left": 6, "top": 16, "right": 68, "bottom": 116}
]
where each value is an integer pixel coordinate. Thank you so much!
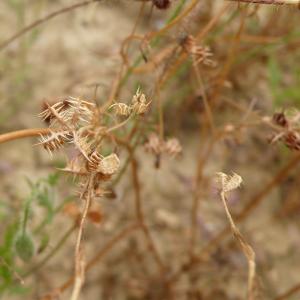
[
  {"left": 131, "top": 89, "right": 151, "bottom": 115},
  {"left": 39, "top": 97, "right": 95, "bottom": 130},
  {"left": 87, "top": 151, "right": 102, "bottom": 172},
  {"left": 181, "top": 35, "right": 216, "bottom": 67},
  {"left": 145, "top": 134, "right": 163, "bottom": 155},
  {"left": 215, "top": 172, "right": 243, "bottom": 193},
  {"left": 273, "top": 112, "right": 288, "bottom": 128},
  {"left": 72, "top": 133, "right": 93, "bottom": 161},
  {"left": 38, "top": 131, "right": 71, "bottom": 155},
  {"left": 98, "top": 153, "right": 120, "bottom": 175},
  {"left": 164, "top": 138, "right": 182, "bottom": 157},
  {"left": 110, "top": 103, "right": 132, "bottom": 116}
]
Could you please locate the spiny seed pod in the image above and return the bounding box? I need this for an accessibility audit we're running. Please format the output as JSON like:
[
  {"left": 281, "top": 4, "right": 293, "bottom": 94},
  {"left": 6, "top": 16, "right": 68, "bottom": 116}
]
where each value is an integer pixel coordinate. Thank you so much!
[
  {"left": 38, "top": 131, "right": 71, "bottom": 154},
  {"left": 98, "top": 153, "right": 120, "bottom": 175},
  {"left": 152, "top": 0, "right": 171, "bottom": 9},
  {"left": 87, "top": 151, "right": 102, "bottom": 171}
]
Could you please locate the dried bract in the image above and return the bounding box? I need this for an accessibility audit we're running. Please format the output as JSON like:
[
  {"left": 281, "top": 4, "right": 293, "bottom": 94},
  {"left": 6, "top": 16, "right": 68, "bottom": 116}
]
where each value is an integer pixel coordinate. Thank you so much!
[
  {"left": 131, "top": 89, "right": 151, "bottom": 115},
  {"left": 145, "top": 133, "right": 182, "bottom": 161},
  {"left": 270, "top": 109, "right": 300, "bottom": 151},
  {"left": 98, "top": 153, "right": 120, "bottom": 175},
  {"left": 181, "top": 35, "right": 216, "bottom": 67},
  {"left": 110, "top": 103, "right": 132, "bottom": 117},
  {"left": 215, "top": 172, "right": 243, "bottom": 193},
  {"left": 164, "top": 138, "right": 182, "bottom": 157}
]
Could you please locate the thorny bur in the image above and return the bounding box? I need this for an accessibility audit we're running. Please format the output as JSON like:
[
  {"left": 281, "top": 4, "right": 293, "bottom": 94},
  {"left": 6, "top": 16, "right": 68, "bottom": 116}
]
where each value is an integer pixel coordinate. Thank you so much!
[{"left": 38, "top": 89, "right": 150, "bottom": 201}]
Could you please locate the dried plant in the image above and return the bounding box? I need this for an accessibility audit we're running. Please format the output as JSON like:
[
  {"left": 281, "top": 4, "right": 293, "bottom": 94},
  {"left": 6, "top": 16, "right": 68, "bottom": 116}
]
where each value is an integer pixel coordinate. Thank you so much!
[
  {"left": 1, "top": 1, "right": 300, "bottom": 299},
  {"left": 215, "top": 172, "right": 256, "bottom": 300},
  {"left": 144, "top": 133, "right": 182, "bottom": 167},
  {"left": 270, "top": 109, "right": 300, "bottom": 151},
  {"left": 37, "top": 91, "right": 150, "bottom": 299},
  {"left": 180, "top": 35, "right": 217, "bottom": 67}
]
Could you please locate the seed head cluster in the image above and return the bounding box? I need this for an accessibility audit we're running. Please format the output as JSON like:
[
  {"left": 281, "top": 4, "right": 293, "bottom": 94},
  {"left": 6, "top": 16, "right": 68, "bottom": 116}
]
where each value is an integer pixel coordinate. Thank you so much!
[
  {"left": 270, "top": 109, "right": 300, "bottom": 151},
  {"left": 38, "top": 90, "right": 150, "bottom": 200}
]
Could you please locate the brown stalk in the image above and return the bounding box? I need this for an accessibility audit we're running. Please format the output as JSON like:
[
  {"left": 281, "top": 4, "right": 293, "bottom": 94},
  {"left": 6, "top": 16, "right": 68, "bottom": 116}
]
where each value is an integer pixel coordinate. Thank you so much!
[
  {"left": 219, "top": 189, "right": 256, "bottom": 300},
  {"left": 44, "top": 223, "right": 140, "bottom": 298},
  {"left": 210, "top": 4, "right": 248, "bottom": 109},
  {"left": 147, "top": 0, "right": 199, "bottom": 40},
  {"left": 131, "top": 157, "right": 166, "bottom": 273},
  {"left": 171, "top": 153, "right": 300, "bottom": 283},
  {"left": 200, "top": 153, "right": 300, "bottom": 257},
  {"left": 105, "top": 2, "right": 145, "bottom": 109},
  {"left": 159, "top": 2, "right": 231, "bottom": 88},
  {"left": 274, "top": 282, "right": 300, "bottom": 300},
  {"left": 189, "top": 136, "right": 217, "bottom": 257},
  {"left": 0, "top": 0, "right": 102, "bottom": 51},
  {"left": 192, "top": 59, "right": 215, "bottom": 134},
  {"left": 0, "top": 128, "right": 50, "bottom": 144},
  {"left": 70, "top": 176, "right": 94, "bottom": 300}
]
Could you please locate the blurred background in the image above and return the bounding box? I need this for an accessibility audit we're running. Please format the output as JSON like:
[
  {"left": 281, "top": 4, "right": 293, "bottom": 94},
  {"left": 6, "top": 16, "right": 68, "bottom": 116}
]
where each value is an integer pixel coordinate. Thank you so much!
[{"left": 0, "top": 0, "right": 300, "bottom": 299}]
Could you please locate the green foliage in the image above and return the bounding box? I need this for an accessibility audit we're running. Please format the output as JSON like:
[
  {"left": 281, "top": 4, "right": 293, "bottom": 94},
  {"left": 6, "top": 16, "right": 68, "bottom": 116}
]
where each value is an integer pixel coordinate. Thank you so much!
[
  {"left": 268, "top": 56, "right": 300, "bottom": 107},
  {"left": 0, "top": 173, "right": 68, "bottom": 297},
  {"left": 14, "top": 234, "right": 35, "bottom": 262}
]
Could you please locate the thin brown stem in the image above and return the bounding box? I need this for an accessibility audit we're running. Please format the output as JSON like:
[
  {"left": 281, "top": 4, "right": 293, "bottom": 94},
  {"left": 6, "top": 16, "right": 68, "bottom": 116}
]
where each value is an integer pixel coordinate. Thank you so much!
[
  {"left": 70, "top": 176, "right": 94, "bottom": 300},
  {"left": 0, "top": 128, "right": 50, "bottom": 144},
  {"left": 189, "top": 136, "right": 217, "bottom": 257},
  {"left": 42, "top": 223, "right": 139, "bottom": 299},
  {"left": 131, "top": 156, "right": 166, "bottom": 273},
  {"left": 274, "top": 282, "right": 300, "bottom": 300},
  {"left": 219, "top": 191, "right": 256, "bottom": 300},
  {"left": 171, "top": 153, "right": 300, "bottom": 283}
]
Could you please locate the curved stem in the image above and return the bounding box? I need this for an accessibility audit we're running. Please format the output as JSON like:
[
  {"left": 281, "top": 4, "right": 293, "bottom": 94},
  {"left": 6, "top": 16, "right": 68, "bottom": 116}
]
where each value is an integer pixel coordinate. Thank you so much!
[
  {"left": 275, "top": 282, "right": 300, "bottom": 300},
  {"left": 0, "top": 128, "right": 50, "bottom": 144}
]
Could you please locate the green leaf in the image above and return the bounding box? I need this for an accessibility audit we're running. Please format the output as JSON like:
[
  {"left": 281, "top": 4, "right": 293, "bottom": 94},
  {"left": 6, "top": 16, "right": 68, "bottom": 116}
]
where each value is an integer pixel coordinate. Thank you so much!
[
  {"left": 47, "top": 172, "right": 60, "bottom": 187},
  {"left": 15, "top": 233, "right": 35, "bottom": 262}
]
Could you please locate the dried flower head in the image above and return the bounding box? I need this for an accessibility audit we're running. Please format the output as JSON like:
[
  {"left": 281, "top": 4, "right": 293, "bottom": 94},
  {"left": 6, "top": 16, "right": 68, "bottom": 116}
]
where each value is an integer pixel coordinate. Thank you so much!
[
  {"left": 164, "top": 138, "right": 182, "bottom": 157},
  {"left": 38, "top": 91, "right": 148, "bottom": 204},
  {"left": 270, "top": 109, "right": 300, "bottom": 151},
  {"left": 145, "top": 133, "right": 163, "bottom": 155},
  {"left": 87, "top": 151, "right": 102, "bottom": 172},
  {"left": 215, "top": 172, "right": 243, "bottom": 193},
  {"left": 131, "top": 88, "right": 151, "bottom": 115},
  {"left": 98, "top": 153, "right": 120, "bottom": 175},
  {"left": 145, "top": 133, "right": 182, "bottom": 167},
  {"left": 109, "top": 103, "right": 132, "bottom": 117},
  {"left": 181, "top": 35, "right": 216, "bottom": 67}
]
